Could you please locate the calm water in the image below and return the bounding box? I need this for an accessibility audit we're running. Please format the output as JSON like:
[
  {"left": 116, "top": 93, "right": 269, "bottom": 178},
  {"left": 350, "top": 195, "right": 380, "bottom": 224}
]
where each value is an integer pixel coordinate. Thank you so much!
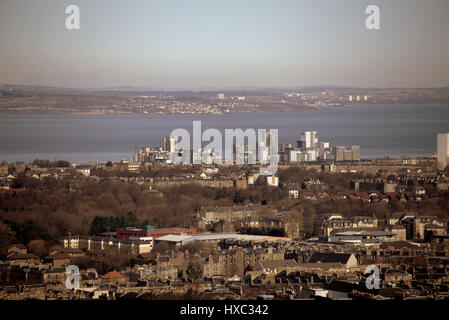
[{"left": 1, "top": 105, "right": 448, "bottom": 162}]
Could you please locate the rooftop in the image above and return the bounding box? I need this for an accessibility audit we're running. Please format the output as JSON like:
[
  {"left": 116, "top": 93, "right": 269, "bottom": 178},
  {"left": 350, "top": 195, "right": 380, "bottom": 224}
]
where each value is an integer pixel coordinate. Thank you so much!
[
  {"left": 333, "top": 230, "right": 396, "bottom": 237},
  {"left": 101, "top": 271, "right": 125, "bottom": 279},
  {"left": 308, "top": 252, "right": 353, "bottom": 264}
]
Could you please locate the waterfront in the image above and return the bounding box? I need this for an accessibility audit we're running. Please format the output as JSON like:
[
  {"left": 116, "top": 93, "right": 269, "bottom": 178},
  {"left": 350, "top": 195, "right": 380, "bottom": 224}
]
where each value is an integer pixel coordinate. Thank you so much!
[{"left": 1, "top": 104, "right": 448, "bottom": 162}]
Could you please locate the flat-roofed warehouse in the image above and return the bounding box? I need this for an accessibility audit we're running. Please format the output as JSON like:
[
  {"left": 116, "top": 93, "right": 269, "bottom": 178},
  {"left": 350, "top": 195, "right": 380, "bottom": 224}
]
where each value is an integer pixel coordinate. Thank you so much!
[{"left": 155, "top": 233, "right": 292, "bottom": 245}]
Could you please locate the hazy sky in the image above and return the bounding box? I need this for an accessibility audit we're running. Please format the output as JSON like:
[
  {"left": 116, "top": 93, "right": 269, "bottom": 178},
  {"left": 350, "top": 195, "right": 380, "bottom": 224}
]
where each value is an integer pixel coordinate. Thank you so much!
[{"left": 1, "top": 0, "right": 449, "bottom": 89}]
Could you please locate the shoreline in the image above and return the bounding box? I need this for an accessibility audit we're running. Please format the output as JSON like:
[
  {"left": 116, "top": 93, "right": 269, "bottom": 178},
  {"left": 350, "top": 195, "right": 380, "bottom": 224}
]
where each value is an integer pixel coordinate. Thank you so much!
[
  {"left": 0, "top": 156, "right": 437, "bottom": 166},
  {"left": 0, "top": 103, "right": 448, "bottom": 116}
]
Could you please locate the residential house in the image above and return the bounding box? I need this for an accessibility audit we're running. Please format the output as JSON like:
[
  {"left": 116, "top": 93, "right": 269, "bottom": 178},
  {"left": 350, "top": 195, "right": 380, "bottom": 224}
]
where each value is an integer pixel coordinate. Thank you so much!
[
  {"left": 100, "top": 271, "right": 126, "bottom": 285},
  {"left": 43, "top": 253, "right": 71, "bottom": 268},
  {"left": 7, "top": 253, "right": 40, "bottom": 266},
  {"left": 7, "top": 244, "right": 27, "bottom": 257}
]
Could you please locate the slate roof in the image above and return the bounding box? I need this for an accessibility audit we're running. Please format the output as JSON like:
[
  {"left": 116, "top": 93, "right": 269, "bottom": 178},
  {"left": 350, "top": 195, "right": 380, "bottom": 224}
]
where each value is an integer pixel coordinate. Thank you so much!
[
  {"left": 379, "top": 241, "right": 419, "bottom": 250},
  {"left": 307, "top": 252, "right": 352, "bottom": 264},
  {"left": 326, "top": 279, "right": 372, "bottom": 294},
  {"left": 44, "top": 253, "right": 70, "bottom": 260},
  {"left": 8, "top": 253, "right": 40, "bottom": 260},
  {"left": 253, "top": 259, "right": 297, "bottom": 271},
  {"left": 297, "top": 262, "right": 345, "bottom": 270}
]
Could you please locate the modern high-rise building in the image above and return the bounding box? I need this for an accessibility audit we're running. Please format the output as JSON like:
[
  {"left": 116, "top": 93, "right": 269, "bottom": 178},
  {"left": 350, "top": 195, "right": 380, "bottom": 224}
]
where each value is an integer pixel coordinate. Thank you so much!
[
  {"left": 437, "top": 133, "right": 449, "bottom": 170},
  {"left": 318, "top": 141, "right": 332, "bottom": 160},
  {"left": 160, "top": 136, "right": 178, "bottom": 152},
  {"left": 297, "top": 131, "right": 317, "bottom": 149},
  {"left": 334, "top": 146, "right": 360, "bottom": 161}
]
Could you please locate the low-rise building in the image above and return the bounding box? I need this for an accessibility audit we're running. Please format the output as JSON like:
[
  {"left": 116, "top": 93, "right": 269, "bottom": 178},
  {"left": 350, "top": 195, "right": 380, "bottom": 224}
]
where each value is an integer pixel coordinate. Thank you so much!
[
  {"left": 63, "top": 236, "right": 153, "bottom": 254},
  {"left": 116, "top": 226, "right": 196, "bottom": 240},
  {"left": 385, "top": 224, "right": 407, "bottom": 241}
]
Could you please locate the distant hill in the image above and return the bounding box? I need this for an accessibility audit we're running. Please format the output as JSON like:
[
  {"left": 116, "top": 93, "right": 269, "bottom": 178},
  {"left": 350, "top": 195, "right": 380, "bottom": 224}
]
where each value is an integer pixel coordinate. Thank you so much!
[{"left": 3, "top": 83, "right": 449, "bottom": 94}]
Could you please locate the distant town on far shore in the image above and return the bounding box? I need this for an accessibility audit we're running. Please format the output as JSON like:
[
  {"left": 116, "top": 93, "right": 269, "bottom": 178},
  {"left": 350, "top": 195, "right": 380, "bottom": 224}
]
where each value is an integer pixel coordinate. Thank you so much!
[{"left": 1, "top": 84, "right": 449, "bottom": 115}]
